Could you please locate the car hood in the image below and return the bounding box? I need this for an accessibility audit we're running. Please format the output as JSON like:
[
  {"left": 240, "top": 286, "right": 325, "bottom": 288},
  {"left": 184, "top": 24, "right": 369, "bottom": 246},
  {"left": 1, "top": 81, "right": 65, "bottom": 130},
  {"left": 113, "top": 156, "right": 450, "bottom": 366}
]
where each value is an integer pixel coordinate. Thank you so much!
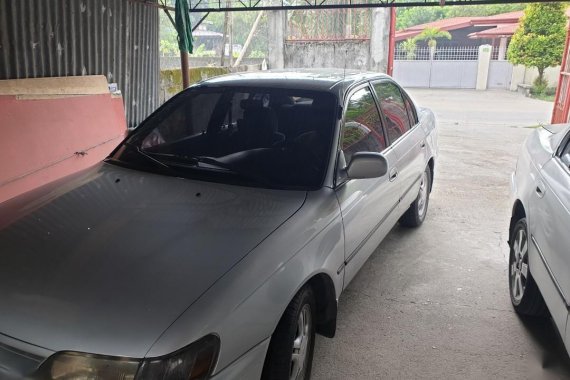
[{"left": 0, "top": 163, "right": 306, "bottom": 357}]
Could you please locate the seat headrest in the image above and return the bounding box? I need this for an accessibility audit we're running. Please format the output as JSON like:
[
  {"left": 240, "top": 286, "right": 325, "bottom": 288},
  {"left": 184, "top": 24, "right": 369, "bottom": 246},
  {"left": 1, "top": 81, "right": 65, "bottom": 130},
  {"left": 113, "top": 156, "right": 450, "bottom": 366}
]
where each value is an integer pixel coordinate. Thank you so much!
[{"left": 240, "top": 98, "right": 264, "bottom": 109}]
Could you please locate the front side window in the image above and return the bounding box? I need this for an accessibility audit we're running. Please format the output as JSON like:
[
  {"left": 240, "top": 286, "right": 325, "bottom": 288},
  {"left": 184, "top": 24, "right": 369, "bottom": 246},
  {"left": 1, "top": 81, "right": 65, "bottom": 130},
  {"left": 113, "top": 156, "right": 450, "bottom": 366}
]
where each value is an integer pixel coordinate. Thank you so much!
[
  {"left": 374, "top": 81, "right": 412, "bottom": 144},
  {"left": 341, "top": 87, "right": 387, "bottom": 164},
  {"left": 111, "top": 87, "right": 337, "bottom": 190}
]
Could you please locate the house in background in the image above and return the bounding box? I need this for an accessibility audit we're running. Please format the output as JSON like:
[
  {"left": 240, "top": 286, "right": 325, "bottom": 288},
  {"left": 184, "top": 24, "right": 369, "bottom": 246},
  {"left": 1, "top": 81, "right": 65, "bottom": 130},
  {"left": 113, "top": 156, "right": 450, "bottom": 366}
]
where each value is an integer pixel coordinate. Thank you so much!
[
  {"left": 193, "top": 21, "right": 223, "bottom": 51},
  {"left": 396, "top": 10, "right": 570, "bottom": 60},
  {"left": 393, "top": 9, "right": 570, "bottom": 91}
]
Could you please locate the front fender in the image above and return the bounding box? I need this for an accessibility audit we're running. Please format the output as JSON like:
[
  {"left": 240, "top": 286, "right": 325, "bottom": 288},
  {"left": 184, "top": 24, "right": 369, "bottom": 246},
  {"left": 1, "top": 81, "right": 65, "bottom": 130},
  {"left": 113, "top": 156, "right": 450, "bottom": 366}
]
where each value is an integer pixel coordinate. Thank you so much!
[{"left": 144, "top": 188, "right": 345, "bottom": 375}]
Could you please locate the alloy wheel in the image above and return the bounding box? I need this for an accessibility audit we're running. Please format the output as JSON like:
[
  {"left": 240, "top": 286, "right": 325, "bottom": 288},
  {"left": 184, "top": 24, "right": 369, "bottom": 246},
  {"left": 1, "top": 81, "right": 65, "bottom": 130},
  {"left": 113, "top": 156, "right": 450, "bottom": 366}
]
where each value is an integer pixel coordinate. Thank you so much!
[
  {"left": 417, "top": 171, "right": 429, "bottom": 218},
  {"left": 290, "top": 304, "right": 311, "bottom": 380},
  {"left": 510, "top": 227, "right": 529, "bottom": 304}
]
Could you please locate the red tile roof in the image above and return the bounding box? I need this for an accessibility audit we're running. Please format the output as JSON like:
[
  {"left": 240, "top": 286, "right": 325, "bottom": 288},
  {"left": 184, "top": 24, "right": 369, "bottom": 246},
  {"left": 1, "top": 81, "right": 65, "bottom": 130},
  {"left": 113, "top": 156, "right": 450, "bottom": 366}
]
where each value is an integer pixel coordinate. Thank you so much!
[
  {"left": 470, "top": 11, "right": 523, "bottom": 25},
  {"left": 468, "top": 23, "right": 519, "bottom": 39}
]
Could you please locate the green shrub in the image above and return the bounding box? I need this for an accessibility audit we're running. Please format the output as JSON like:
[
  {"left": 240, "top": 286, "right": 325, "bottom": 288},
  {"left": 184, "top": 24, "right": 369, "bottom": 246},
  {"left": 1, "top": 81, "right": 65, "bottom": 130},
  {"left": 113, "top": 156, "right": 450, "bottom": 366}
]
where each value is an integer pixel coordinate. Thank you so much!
[
  {"left": 193, "top": 44, "right": 216, "bottom": 58},
  {"left": 531, "top": 76, "right": 548, "bottom": 95},
  {"left": 544, "top": 87, "right": 557, "bottom": 96},
  {"left": 249, "top": 50, "right": 266, "bottom": 58}
]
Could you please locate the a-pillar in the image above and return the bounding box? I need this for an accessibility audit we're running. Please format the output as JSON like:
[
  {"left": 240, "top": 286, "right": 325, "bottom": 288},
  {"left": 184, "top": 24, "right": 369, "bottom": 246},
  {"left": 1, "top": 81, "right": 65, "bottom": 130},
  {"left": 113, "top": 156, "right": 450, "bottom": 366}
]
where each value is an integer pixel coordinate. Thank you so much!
[
  {"left": 476, "top": 44, "right": 492, "bottom": 90},
  {"left": 369, "top": 8, "right": 391, "bottom": 73},
  {"left": 268, "top": 10, "right": 286, "bottom": 69}
]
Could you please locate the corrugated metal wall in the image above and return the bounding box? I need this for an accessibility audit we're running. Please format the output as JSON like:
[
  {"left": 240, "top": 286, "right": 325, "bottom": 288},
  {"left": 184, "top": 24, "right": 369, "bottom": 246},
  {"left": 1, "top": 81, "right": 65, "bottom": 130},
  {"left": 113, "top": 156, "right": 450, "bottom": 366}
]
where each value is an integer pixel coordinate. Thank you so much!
[{"left": 0, "top": 0, "right": 159, "bottom": 128}]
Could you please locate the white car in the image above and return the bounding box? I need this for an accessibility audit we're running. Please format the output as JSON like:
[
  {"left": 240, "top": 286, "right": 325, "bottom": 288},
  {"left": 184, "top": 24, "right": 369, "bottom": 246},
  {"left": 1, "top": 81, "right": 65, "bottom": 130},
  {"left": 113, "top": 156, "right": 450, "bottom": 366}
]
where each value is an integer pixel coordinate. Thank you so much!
[
  {"left": 509, "top": 123, "right": 570, "bottom": 352},
  {"left": 0, "top": 70, "right": 437, "bottom": 380}
]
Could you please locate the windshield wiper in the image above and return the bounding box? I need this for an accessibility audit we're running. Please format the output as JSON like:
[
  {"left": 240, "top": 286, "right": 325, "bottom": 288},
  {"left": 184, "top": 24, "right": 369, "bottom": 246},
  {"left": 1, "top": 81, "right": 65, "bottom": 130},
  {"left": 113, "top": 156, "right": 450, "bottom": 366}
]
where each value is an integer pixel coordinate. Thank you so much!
[
  {"left": 112, "top": 143, "right": 184, "bottom": 176},
  {"left": 144, "top": 152, "right": 277, "bottom": 188},
  {"left": 143, "top": 152, "right": 233, "bottom": 172}
]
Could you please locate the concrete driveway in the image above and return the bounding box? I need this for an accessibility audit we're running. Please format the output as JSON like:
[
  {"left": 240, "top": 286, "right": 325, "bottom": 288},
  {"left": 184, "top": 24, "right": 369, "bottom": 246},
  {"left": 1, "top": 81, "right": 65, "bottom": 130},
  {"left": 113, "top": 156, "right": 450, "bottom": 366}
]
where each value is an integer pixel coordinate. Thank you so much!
[{"left": 312, "top": 89, "right": 570, "bottom": 379}]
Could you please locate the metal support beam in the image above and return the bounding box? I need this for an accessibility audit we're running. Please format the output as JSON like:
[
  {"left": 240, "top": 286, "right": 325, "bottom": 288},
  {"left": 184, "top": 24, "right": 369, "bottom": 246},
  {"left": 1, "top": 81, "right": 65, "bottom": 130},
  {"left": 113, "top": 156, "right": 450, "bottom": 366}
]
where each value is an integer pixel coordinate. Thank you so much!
[
  {"left": 186, "top": 0, "right": 565, "bottom": 13},
  {"left": 192, "top": 12, "right": 211, "bottom": 32},
  {"left": 130, "top": 0, "right": 175, "bottom": 11},
  {"left": 387, "top": 7, "right": 396, "bottom": 76}
]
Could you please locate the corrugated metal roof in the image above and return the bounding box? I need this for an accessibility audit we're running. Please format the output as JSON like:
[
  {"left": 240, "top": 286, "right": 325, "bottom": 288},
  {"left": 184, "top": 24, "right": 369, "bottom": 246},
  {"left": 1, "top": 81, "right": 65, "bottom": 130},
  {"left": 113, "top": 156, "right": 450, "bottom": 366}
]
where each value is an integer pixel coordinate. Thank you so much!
[{"left": 0, "top": 0, "right": 159, "bottom": 128}]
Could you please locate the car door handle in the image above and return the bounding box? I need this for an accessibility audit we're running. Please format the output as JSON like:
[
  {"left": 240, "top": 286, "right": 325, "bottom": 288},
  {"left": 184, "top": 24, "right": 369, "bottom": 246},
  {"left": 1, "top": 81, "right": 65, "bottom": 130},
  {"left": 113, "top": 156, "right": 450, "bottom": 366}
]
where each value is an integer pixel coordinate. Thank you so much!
[
  {"left": 389, "top": 168, "right": 398, "bottom": 182},
  {"left": 536, "top": 181, "right": 546, "bottom": 198},
  {"left": 420, "top": 141, "right": 426, "bottom": 148}
]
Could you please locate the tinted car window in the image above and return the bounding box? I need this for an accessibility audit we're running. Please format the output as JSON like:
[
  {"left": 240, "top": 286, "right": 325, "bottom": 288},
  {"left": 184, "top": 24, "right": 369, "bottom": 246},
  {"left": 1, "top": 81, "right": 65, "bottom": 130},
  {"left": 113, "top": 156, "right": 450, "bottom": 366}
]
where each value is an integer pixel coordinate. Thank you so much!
[
  {"left": 374, "top": 82, "right": 411, "bottom": 143},
  {"left": 560, "top": 135, "right": 570, "bottom": 168},
  {"left": 404, "top": 95, "right": 418, "bottom": 126},
  {"left": 341, "top": 87, "right": 387, "bottom": 163},
  {"left": 112, "top": 87, "right": 337, "bottom": 190},
  {"left": 561, "top": 135, "right": 570, "bottom": 157}
]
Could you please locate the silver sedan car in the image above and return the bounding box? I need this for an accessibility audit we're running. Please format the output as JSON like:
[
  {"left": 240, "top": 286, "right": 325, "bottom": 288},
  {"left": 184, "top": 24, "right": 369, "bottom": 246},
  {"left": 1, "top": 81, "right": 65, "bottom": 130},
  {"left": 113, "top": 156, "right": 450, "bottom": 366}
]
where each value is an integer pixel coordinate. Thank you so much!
[
  {"left": 0, "top": 70, "right": 437, "bottom": 380},
  {"left": 509, "top": 123, "right": 570, "bottom": 353}
]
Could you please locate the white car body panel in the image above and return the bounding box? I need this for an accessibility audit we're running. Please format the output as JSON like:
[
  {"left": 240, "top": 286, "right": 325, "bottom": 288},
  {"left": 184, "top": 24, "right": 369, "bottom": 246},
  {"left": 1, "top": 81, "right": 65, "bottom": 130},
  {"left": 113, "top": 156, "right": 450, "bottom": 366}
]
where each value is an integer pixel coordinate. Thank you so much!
[{"left": 511, "top": 123, "right": 570, "bottom": 353}]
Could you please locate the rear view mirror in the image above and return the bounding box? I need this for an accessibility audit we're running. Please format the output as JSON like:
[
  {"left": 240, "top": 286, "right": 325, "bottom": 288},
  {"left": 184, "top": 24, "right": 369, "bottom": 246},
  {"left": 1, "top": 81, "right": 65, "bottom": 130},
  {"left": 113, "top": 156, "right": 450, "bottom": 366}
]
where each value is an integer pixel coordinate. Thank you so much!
[{"left": 346, "top": 152, "right": 388, "bottom": 179}]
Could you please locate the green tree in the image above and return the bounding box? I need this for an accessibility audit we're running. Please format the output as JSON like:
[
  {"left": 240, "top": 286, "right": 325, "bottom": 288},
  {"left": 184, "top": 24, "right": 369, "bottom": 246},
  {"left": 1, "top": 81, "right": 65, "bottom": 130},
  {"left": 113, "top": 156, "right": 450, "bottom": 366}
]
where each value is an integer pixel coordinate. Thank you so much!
[
  {"left": 396, "top": 7, "right": 446, "bottom": 30},
  {"left": 507, "top": 3, "right": 567, "bottom": 85},
  {"left": 415, "top": 27, "right": 451, "bottom": 49},
  {"left": 401, "top": 38, "right": 418, "bottom": 60},
  {"left": 444, "top": 3, "right": 525, "bottom": 18},
  {"left": 208, "top": 11, "right": 268, "bottom": 55}
]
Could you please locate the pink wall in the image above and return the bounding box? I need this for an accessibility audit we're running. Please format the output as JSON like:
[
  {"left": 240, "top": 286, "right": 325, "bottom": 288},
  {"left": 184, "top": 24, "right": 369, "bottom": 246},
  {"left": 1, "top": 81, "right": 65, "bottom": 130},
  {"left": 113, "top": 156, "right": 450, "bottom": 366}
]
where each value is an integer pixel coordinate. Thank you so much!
[{"left": 0, "top": 76, "right": 127, "bottom": 204}]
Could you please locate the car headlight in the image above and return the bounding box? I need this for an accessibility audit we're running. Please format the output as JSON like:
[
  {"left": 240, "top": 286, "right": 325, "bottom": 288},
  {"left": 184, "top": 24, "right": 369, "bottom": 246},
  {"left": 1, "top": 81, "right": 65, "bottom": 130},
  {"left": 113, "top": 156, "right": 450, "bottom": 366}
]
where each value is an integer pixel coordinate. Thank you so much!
[{"left": 37, "top": 335, "right": 220, "bottom": 380}]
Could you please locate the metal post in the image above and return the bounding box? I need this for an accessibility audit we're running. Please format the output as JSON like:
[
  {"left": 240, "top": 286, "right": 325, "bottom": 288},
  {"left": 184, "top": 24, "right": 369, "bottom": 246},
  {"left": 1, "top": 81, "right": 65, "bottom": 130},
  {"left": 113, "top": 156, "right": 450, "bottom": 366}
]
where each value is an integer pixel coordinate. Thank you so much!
[
  {"left": 181, "top": 52, "right": 190, "bottom": 88},
  {"left": 387, "top": 6, "right": 396, "bottom": 76}
]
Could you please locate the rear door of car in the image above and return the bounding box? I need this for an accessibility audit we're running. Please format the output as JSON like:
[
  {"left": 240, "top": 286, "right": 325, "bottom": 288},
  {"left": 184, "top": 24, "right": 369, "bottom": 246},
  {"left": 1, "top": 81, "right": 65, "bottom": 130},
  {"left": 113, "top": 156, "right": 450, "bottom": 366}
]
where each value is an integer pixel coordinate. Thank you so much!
[
  {"left": 372, "top": 80, "right": 427, "bottom": 210},
  {"left": 530, "top": 133, "right": 570, "bottom": 308},
  {"left": 335, "top": 83, "right": 401, "bottom": 287}
]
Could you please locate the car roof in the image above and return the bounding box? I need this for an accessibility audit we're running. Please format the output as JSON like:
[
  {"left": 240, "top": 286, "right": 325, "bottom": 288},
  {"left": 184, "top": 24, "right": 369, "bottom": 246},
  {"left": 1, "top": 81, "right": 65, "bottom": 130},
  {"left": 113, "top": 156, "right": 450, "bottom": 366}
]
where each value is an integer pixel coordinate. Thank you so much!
[{"left": 193, "top": 69, "right": 391, "bottom": 94}]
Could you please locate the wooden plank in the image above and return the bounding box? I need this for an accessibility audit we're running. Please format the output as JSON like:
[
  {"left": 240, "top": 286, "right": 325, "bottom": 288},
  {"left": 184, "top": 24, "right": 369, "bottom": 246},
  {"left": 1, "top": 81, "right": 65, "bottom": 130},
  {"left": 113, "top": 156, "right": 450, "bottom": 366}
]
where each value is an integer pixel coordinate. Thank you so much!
[{"left": 0, "top": 75, "right": 109, "bottom": 96}]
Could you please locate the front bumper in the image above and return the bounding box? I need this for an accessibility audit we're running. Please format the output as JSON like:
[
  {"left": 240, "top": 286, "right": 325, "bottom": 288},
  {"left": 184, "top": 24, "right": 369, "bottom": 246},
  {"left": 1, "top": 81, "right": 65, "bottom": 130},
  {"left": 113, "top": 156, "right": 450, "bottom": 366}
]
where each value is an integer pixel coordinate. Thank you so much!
[{"left": 210, "top": 338, "right": 270, "bottom": 380}]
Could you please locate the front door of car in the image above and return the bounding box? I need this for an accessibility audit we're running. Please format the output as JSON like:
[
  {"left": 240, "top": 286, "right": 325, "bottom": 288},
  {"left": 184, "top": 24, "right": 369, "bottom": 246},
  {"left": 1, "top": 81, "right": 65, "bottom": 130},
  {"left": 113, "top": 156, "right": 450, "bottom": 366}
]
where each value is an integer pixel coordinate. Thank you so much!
[
  {"left": 372, "top": 81, "right": 426, "bottom": 209},
  {"left": 335, "top": 84, "right": 401, "bottom": 287},
  {"left": 530, "top": 137, "right": 570, "bottom": 306}
]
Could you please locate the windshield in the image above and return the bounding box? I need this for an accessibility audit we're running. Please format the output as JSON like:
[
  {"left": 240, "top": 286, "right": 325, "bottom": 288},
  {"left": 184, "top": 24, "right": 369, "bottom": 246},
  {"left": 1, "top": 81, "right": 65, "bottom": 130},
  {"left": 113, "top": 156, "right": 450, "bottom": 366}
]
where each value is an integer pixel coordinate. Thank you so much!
[{"left": 110, "top": 86, "right": 337, "bottom": 190}]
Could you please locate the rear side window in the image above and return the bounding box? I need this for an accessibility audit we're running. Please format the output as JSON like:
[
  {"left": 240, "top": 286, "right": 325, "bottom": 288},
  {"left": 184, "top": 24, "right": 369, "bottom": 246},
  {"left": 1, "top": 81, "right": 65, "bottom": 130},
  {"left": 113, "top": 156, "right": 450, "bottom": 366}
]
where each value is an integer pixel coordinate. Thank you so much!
[
  {"left": 373, "top": 82, "right": 412, "bottom": 143},
  {"left": 341, "top": 87, "right": 387, "bottom": 163}
]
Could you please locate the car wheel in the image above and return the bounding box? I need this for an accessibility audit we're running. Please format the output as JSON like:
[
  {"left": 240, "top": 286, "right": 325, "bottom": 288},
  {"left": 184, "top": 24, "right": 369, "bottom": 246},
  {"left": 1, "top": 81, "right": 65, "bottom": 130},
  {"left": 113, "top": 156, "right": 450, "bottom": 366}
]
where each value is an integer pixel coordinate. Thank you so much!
[
  {"left": 261, "top": 286, "right": 316, "bottom": 380},
  {"left": 399, "top": 166, "right": 431, "bottom": 228},
  {"left": 509, "top": 218, "right": 547, "bottom": 316}
]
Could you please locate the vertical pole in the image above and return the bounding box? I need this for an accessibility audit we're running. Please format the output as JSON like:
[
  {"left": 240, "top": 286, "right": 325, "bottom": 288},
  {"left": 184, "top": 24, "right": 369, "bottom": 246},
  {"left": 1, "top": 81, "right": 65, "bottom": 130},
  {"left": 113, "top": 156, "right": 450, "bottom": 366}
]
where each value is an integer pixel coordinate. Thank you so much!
[
  {"left": 229, "top": 12, "right": 234, "bottom": 66},
  {"left": 268, "top": 11, "right": 286, "bottom": 69},
  {"left": 552, "top": 29, "right": 570, "bottom": 123},
  {"left": 387, "top": 7, "right": 396, "bottom": 76},
  {"left": 221, "top": 10, "right": 229, "bottom": 66},
  {"left": 181, "top": 52, "right": 190, "bottom": 89}
]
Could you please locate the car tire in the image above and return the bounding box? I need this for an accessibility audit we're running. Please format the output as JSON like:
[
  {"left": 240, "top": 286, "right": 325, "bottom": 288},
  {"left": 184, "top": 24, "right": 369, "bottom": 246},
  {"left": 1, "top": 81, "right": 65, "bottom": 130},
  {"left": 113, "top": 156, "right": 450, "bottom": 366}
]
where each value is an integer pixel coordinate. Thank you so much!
[
  {"left": 261, "top": 286, "right": 316, "bottom": 380},
  {"left": 399, "top": 166, "right": 431, "bottom": 228},
  {"left": 509, "top": 218, "right": 548, "bottom": 317}
]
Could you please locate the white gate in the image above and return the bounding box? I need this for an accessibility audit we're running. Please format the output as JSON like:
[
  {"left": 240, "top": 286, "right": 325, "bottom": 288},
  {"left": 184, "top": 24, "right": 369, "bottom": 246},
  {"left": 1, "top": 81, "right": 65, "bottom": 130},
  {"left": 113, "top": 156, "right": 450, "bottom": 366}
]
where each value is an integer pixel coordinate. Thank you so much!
[
  {"left": 487, "top": 61, "right": 513, "bottom": 89},
  {"left": 430, "top": 61, "right": 478, "bottom": 88},
  {"left": 393, "top": 46, "right": 479, "bottom": 89}
]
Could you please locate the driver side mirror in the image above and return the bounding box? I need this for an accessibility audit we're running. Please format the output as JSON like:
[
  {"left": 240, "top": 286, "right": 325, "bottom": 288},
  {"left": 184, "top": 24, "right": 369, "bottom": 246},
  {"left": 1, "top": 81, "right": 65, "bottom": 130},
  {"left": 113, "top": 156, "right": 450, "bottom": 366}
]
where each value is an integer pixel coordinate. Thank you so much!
[{"left": 346, "top": 152, "right": 388, "bottom": 179}]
